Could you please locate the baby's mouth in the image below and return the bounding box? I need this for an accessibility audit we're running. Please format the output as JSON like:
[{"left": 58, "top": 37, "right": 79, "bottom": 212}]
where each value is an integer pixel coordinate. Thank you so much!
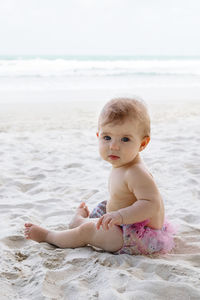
[{"left": 108, "top": 155, "right": 120, "bottom": 160}]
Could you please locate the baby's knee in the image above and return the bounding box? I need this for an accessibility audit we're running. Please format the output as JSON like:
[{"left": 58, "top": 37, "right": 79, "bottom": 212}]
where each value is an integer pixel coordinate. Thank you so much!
[{"left": 78, "top": 221, "right": 96, "bottom": 243}]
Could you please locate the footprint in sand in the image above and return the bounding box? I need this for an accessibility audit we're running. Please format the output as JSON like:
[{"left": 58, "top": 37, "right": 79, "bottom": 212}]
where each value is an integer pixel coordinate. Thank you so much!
[
  {"left": 13, "top": 181, "right": 40, "bottom": 193},
  {"left": 1, "top": 235, "right": 26, "bottom": 249},
  {"left": 40, "top": 248, "right": 66, "bottom": 269},
  {"left": 64, "top": 163, "right": 83, "bottom": 169}
]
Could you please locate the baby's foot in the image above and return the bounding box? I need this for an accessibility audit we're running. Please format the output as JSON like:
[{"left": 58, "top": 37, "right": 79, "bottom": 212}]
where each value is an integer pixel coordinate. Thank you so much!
[
  {"left": 76, "top": 202, "right": 90, "bottom": 218},
  {"left": 24, "top": 223, "right": 49, "bottom": 243},
  {"left": 69, "top": 202, "right": 90, "bottom": 229}
]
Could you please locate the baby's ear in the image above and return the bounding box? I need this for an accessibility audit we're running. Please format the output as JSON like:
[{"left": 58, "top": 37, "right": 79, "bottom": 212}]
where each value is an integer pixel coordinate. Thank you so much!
[
  {"left": 139, "top": 136, "right": 150, "bottom": 151},
  {"left": 96, "top": 132, "right": 99, "bottom": 138}
]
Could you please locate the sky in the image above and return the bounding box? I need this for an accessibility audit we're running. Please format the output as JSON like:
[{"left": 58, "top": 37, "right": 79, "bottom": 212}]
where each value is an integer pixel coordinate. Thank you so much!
[{"left": 0, "top": 0, "right": 200, "bottom": 56}]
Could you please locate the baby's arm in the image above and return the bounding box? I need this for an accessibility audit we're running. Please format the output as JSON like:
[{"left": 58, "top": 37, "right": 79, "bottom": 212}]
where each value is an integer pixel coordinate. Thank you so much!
[
  {"left": 97, "top": 166, "right": 162, "bottom": 230},
  {"left": 118, "top": 166, "right": 162, "bottom": 224}
]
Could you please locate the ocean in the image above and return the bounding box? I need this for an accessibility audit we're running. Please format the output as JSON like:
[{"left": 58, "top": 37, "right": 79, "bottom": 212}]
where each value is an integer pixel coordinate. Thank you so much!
[{"left": 0, "top": 55, "right": 200, "bottom": 92}]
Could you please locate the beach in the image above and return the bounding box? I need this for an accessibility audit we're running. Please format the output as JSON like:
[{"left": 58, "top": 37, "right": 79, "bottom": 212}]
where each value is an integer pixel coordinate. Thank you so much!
[
  {"left": 0, "top": 56, "right": 200, "bottom": 299},
  {"left": 0, "top": 90, "right": 200, "bottom": 300}
]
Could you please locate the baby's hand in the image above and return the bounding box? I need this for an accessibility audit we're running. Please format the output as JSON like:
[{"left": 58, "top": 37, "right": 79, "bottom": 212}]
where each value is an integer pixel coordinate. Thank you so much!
[{"left": 96, "top": 211, "right": 123, "bottom": 230}]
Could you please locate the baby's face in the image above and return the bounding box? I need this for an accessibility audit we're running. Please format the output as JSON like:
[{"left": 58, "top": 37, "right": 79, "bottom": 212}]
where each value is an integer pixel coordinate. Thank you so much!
[{"left": 98, "top": 119, "right": 145, "bottom": 168}]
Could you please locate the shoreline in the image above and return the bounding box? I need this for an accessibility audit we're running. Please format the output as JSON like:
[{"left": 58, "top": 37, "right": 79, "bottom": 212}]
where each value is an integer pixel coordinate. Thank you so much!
[{"left": 1, "top": 86, "right": 200, "bottom": 104}]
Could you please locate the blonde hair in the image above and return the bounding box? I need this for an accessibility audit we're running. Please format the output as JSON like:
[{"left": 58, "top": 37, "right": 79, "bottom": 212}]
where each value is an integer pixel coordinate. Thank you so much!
[{"left": 98, "top": 97, "right": 150, "bottom": 138}]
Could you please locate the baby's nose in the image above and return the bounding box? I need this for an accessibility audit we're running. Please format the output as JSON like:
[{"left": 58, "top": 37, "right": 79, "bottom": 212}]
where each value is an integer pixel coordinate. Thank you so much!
[{"left": 110, "top": 140, "right": 120, "bottom": 151}]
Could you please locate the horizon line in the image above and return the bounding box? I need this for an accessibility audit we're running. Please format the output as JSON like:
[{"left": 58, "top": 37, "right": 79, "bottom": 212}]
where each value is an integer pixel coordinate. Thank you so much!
[{"left": 0, "top": 54, "right": 200, "bottom": 58}]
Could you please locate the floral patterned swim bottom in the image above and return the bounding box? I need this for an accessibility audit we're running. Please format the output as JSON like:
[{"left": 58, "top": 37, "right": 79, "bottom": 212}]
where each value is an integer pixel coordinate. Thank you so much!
[{"left": 89, "top": 201, "right": 176, "bottom": 255}]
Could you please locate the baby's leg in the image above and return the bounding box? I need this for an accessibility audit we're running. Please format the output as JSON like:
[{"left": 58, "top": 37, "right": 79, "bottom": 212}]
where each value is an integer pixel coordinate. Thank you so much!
[
  {"left": 24, "top": 220, "right": 123, "bottom": 252},
  {"left": 24, "top": 223, "right": 90, "bottom": 248}
]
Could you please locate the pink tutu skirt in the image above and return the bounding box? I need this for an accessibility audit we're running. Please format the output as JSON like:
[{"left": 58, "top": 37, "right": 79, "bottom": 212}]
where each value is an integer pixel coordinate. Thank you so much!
[
  {"left": 115, "top": 219, "right": 176, "bottom": 255},
  {"left": 90, "top": 201, "right": 176, "bottom": 255}
]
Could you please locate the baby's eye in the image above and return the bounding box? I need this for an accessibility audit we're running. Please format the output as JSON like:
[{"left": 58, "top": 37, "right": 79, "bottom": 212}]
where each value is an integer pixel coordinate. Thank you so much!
[
  {"left": 104, "top": 136, "right": 111, "bottom": 140},
  {"left": 121, "top": 137, "right": 130, "bottom": 142}
]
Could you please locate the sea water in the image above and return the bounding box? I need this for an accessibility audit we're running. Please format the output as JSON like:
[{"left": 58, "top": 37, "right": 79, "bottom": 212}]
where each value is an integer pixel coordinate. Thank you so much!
[{"left": 0, "top": 55, "right": 200, "bottom": 93}]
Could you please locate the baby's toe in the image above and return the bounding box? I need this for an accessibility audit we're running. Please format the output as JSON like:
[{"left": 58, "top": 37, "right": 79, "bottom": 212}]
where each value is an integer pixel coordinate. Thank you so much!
[
  {"left": 25, "top": 223, "right": 33, "bottom": 227},
  {"left": 79, "top": 202, "right": 86, "bottom": 208}
]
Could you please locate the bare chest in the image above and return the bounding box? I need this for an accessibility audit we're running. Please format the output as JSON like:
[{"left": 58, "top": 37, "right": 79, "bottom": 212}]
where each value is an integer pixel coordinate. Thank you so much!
[
  {"left": 108, "top": 170, "right": 136, "bottom": 211},
  {"left": 109, "top": 175, "right": 129, "bottom": 197}
]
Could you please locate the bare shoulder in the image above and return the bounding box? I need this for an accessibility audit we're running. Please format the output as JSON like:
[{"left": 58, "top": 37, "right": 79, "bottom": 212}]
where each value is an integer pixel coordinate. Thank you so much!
[
  {"left": 125, "top": 162, "right": 153, "bottom": 181},
  {"left": 124, "top": 162, "right": 158, "bottom": 192}
]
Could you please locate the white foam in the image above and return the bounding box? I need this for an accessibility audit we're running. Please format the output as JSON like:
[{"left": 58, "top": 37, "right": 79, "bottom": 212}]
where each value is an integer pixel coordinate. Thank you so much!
[{"left": 1, "top": 57, "right": 200, "bottom": 91}]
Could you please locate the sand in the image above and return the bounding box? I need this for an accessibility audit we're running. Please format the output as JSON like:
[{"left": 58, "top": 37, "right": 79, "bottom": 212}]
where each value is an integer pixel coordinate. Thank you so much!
[{"left": 0, "top": 90, "right": 200, "bottom": 300}]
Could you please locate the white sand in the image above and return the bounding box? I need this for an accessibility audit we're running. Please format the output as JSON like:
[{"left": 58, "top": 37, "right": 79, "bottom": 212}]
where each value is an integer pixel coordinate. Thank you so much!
[{"left": 0, "top": 90, "right": 200, "bottom": 300}]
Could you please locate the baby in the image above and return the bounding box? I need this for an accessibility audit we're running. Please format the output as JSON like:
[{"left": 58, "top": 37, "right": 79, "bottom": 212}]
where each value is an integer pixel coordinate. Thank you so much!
[{"left": 24, "top": 97, "right": 175, "bottom": 255}]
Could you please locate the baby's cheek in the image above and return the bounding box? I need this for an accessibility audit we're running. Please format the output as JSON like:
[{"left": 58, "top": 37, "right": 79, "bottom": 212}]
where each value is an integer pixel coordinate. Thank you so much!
[
  {"left": 126, "top": 148, "right": 136, "bottom": 159},
  {"left": 99, "top": 143, "right": 107, "bottom": 158}
]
